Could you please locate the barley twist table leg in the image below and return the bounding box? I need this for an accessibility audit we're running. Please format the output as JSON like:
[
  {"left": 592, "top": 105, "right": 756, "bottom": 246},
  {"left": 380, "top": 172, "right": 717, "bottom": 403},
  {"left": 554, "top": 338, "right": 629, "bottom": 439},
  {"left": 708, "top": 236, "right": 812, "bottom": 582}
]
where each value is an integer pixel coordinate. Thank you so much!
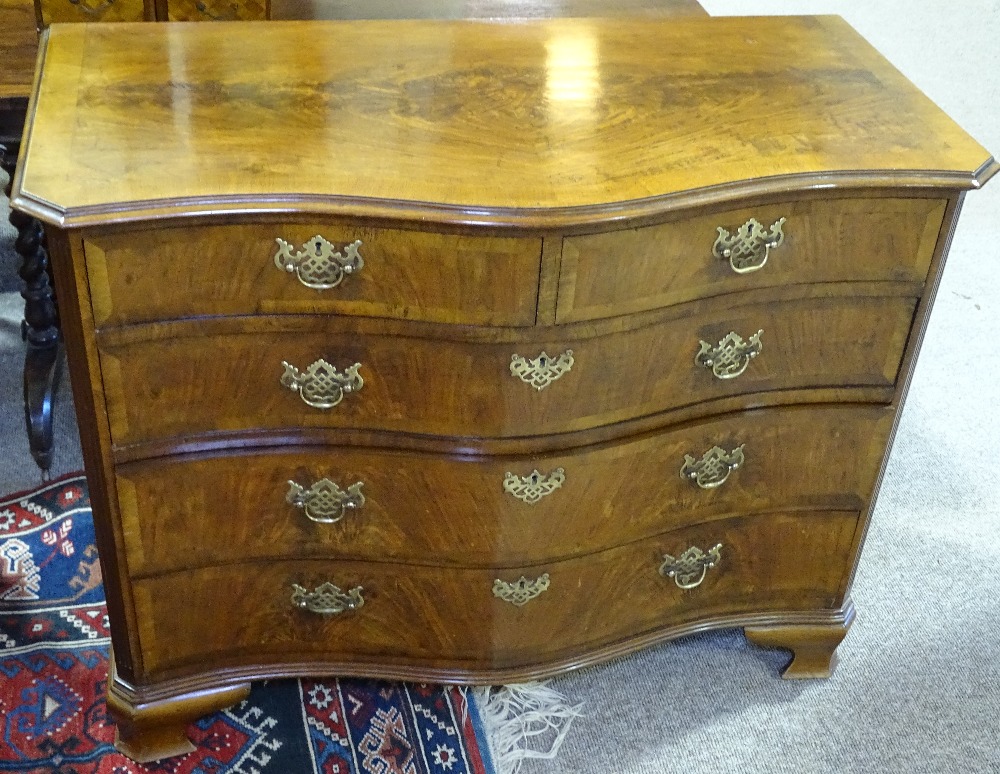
[{"left": 2, "top": 139, "right": 63, "bottom": 474}]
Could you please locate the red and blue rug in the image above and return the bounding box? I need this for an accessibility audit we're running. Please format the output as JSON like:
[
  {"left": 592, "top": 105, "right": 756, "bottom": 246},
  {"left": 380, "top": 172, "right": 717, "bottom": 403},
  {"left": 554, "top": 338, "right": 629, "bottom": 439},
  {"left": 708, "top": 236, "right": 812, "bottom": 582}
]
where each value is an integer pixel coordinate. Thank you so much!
[{"left": 0, "top": 474, "right": 496, "bottom": 774}]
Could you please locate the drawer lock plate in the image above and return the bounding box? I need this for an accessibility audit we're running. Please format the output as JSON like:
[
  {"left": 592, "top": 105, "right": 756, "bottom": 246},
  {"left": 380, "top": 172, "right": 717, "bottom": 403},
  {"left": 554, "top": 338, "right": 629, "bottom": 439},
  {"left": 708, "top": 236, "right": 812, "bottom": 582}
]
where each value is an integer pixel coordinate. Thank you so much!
[
  {"left": 503, "top": 468, "right": 565, "bottom": 504},
  {"left": 493, "top": 574, "right": 551, "bottom": 606},
  {"left": 510, "top": 350, "right": 574, "bottom": 390}
]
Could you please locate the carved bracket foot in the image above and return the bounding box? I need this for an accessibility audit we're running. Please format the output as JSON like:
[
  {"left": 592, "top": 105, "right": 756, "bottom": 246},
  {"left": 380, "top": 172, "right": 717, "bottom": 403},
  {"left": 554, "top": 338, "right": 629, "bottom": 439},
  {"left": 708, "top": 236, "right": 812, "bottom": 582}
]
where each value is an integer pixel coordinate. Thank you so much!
[
  {"left": 107, "top": 652, "right": 251, "bottom": 763},
  {"left": 744, "top": 603, "right": 855, "bottom": 680}
]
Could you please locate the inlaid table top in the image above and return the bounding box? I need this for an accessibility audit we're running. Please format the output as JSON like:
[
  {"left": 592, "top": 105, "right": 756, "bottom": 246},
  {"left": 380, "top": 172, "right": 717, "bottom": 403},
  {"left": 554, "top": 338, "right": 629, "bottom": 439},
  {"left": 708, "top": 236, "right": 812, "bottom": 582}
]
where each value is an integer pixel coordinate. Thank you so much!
[{"left": 13, "top": 16, "right": 997, "bottom": 227}]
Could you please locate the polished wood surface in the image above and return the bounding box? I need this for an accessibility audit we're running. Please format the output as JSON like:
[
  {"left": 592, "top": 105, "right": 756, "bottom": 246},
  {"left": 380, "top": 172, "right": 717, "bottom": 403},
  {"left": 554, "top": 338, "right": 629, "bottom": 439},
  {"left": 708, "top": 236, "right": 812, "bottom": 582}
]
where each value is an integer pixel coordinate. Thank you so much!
[
  {"left": 12, "top": 17, "right": 995, "bottom": 226},
  {"left": 132, "top": 510, "right": 860, "bottom": 679},
  {"left": 116, "top": 405, "right": 894, "bottom": 576},
  {"left": 85, "top": 224, "right": 541, "bottom": 326},
  {"left": 273, "top": 0, "right": 707, "bottom": 20},
  {"left": 560, "top": 196, "right": 945, "bottom": 322},
  {"left": 97, "top": 293, "right": 916, "bottom": 448}
]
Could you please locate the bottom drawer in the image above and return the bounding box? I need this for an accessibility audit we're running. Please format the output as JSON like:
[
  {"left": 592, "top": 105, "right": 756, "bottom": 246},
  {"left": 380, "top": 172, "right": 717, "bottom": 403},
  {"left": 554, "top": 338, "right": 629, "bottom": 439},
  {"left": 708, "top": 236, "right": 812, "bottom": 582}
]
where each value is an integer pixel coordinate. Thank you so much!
[{"left": 132, "top": 510, "right": 860, "bottom": 680}]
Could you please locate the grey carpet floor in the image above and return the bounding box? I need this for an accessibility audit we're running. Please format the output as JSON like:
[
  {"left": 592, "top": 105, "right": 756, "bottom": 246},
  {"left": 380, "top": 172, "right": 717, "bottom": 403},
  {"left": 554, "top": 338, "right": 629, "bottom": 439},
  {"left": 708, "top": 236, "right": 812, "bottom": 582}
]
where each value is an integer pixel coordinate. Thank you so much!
[{"left": 1, "top": 1, "right": 999, "bottom": 771}]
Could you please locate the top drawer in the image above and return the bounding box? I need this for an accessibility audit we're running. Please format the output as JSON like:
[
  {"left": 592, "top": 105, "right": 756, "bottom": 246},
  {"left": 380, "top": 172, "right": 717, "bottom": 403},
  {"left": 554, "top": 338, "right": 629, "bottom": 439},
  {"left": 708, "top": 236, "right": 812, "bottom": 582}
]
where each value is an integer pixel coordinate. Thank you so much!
[
  {"left": 558, "top": 197, "right": 946, "bottom": 322},
  {"left": 84, "top": 223, "right": 542, "bottom": 327}
]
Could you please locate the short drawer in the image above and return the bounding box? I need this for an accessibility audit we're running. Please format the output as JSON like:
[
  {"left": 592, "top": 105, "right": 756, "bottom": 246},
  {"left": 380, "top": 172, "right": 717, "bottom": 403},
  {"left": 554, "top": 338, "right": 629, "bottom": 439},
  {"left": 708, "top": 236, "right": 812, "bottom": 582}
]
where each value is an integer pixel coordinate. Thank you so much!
[
  {"left": 84, "top": 224, "right": 542, "bottom": 327},
  {"left": 38, "top": 0, "right": 146, "bottom": 24},
  {"left": 559, "top": 197, "right": 946, "bottom": 322},
  {"left": 99, "top": 293, "right": 915, "bottom": 449},
  {"left": 166, "top": 0, "right": 268, "bottom": 20},
  {"left": 131, "top": 510, "right": 859, "bottom": 679},
  {"left": 116, "top": 405, "right": 892, "bottom": 576}
]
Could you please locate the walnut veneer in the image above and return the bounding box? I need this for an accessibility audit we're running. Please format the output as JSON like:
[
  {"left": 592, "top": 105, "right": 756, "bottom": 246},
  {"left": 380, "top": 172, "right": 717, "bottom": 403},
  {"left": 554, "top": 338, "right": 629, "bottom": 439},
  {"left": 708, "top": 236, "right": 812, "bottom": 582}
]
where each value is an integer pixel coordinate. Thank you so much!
[{"left": 10, "top": 16, "right": 995, "bottom": 762}]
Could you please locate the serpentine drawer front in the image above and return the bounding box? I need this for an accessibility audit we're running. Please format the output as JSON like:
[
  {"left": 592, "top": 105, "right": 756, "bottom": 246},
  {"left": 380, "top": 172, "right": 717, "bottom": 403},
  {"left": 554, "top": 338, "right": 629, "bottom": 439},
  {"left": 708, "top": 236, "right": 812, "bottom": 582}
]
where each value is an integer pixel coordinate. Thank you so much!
[
  {"left": 11, "top": 17, "right": 994, "bottom": 762},
  {"left": 96, "top": 293, "right": 915, "bottom": 448},
  {"left": 131, "top": 510, "right": 861, "bottom": 680}
]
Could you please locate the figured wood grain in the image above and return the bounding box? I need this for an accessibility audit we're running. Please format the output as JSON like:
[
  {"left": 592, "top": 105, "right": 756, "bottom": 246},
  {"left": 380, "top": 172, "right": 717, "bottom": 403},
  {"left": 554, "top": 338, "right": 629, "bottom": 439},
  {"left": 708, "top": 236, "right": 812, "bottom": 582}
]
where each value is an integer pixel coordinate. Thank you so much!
[
  {"left": 12, "top": 17, "right": 995, "bottom": 227},
  {"left": 559, "top": 197, "right": 946, "bottom": 322},
  {"left": 165, "top": 0, "right": 268, "bottom": 20},
  {"left": 97, "top": 294, "right": 916, "bottom": 448},
  {"left": 131, "top": 509, "right": 859, "bottom": 679},
  {"left": 43, "top": 230, "right": 146, "bottom": 680},
  {"left": 272, "top": 0, "right": 707, "bottom": 21},
  {"left": 0, "top": 0, "right": 37, "bottom": 99},
  {"left": 115, "top": 404, "right": 893, "bottom": 577},
  {"left": 36, "top": 0, "right": 147, "bottom": 25},
  {"left": 84, "top": 224, "right": 541, "bottom": 327}
]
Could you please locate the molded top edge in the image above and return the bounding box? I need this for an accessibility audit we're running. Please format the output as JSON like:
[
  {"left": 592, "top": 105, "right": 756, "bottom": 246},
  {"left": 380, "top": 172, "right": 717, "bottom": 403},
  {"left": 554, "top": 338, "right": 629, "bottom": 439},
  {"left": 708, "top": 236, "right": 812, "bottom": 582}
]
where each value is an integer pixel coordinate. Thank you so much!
[{"left": 13, "top": 16, "right": 995, "bottom": 230}]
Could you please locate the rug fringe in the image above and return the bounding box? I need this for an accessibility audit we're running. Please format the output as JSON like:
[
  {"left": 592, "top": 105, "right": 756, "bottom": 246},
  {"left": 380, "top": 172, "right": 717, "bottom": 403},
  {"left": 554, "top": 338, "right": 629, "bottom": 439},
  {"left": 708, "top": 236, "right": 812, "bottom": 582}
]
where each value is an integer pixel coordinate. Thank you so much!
[{"left": 464, "top": 683, "right": 584, "bottom": 774}]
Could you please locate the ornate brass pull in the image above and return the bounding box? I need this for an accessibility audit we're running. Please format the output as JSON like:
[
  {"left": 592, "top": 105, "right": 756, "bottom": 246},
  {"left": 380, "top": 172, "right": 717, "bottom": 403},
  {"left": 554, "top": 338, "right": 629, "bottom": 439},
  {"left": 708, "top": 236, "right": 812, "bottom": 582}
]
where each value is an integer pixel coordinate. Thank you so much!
[
  {"left": 695, "top": 330, "right": 763, "bottom": 380},
  {"left": 659, "top": 544, "right": 723, "bottom": 589},
  {"left": 274, "top": 236, "right": 364, "bottom": 290},
  {"left": 503, "top": 468, "right": 565, "bottom": 504},
  {"left": 287, "top": 478, "right": 365, "bottom": 523},
  {"left": 713, "top": 217, "right": 786, "bottom": 274},
  {"left": 67, "top": 0, "right": 116, "bottom": 14},
  {"left": 291, "top": 582, "right": 364, "bottom": 615},
  {"left": 493, "top": 574, "right": 550, "bottom": 606},
  {"left": 510, "top": 350, "right": 574, "bottom": 390},
  {"left": 280, "top": 359, "right": 363, "bottom": 409},
  {"left": 680, "top": 445, "right": 745, "bottom": 489}
]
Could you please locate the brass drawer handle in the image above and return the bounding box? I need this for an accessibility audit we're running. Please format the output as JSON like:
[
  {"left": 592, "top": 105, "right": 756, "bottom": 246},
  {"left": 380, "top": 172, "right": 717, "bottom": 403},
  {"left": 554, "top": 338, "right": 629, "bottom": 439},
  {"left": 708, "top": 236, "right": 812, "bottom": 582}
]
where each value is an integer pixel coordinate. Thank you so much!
[
  {"left": 287, "top": 478, "right": 365, "bottom": 523},
  {"left": 680, "top": 445, "right": 745, "bottom": 489},
  {"left": 280, "top": 358, "right": 363, "bottom": 409},
  {"left": 274, "top": 236, "right": 364, "bottom": 290},
  {"left": 713, "top": 217, "right": 786, "bottom": 274},
  {"left": 503, "top": 468, "right": 565, "bottom": 504},
  {"left": 659, "top": 544, "right": 723, "bottom": 589},
  {"left": 493, "top": 574, "right": 550, "bottom": 606},
  {"left": 695, "top": 329, "right": 763, "bottom": 380},
  {"left": 510, "top": 350, "right": 574, "bottom": 390},
  {"left": 291, "top": 581, "right": 364, "bottom": 615},
  {"left": 67, "top": 0, "right": 116, "bottom": 14}
]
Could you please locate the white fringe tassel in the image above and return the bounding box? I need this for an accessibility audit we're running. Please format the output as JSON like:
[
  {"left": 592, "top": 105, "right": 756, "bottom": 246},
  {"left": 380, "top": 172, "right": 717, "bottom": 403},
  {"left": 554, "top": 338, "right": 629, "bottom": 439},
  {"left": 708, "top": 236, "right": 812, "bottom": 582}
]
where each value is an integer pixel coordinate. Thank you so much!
[{"left": 467, "top": 683, "right": 584, "bottom": 774}]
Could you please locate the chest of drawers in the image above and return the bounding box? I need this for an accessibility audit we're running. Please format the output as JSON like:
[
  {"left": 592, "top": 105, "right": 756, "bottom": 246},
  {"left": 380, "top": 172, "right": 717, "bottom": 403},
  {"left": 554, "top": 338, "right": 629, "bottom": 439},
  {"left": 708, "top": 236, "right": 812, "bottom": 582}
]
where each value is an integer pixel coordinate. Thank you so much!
[{"left": 11, "top": 16, "right": 995, "bottom": 762}]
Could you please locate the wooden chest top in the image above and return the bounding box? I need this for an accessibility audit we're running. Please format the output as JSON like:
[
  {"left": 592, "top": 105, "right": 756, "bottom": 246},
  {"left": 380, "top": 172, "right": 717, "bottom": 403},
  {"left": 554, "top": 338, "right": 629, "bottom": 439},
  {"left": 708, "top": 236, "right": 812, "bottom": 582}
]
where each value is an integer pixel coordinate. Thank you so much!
[{"left": 13, "top": 16, "right": 996, "bottom": 227}]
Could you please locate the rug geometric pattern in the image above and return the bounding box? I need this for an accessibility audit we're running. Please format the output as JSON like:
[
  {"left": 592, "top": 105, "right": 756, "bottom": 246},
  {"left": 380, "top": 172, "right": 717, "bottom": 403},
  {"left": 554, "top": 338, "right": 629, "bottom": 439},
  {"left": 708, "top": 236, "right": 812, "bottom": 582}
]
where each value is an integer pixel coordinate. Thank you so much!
[{"left": 0, "top": 475, "right": 494, "bottom": 774}]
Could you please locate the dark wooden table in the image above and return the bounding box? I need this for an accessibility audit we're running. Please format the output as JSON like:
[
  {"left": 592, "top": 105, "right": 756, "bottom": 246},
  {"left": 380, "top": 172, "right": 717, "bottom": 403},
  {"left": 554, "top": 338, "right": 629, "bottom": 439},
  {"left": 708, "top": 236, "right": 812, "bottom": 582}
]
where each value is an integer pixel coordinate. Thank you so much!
[{"left": 1, "top": 0, "right": 62, "bottom": 474}]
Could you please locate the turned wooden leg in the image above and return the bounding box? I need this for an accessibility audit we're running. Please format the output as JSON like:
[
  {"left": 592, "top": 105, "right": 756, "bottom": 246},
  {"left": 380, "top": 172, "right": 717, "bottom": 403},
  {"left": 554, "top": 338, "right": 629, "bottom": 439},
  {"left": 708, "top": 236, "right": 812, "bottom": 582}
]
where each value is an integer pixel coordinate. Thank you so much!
[
  {"left": 106, "top": 652, "right": 251, "bottom": 763},
  {"left": 744, "top": 604, "right": 855, "bottom": 679},
  {"left": 2, "top": 140, "right": 63, "bottom": 474}
]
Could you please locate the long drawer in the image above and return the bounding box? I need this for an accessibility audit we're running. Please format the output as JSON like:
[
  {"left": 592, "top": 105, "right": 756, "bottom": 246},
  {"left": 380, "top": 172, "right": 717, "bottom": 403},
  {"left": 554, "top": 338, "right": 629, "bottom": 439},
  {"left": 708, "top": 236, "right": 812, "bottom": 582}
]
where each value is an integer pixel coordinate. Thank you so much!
[
  {"left": 116, "top": 405, "right": 893, "bottom": 576},
  {"left": 99, "top": 293, "right": 916, "bottom": 448},
  {"left": 131, "top": 509, "right": 860, "bottom": 679},
  {"left": 558, "top": 197, "right": 945, "bottom": 322},
  {"left": 84, "top": 223, "right": 542, "bottom": 327}
]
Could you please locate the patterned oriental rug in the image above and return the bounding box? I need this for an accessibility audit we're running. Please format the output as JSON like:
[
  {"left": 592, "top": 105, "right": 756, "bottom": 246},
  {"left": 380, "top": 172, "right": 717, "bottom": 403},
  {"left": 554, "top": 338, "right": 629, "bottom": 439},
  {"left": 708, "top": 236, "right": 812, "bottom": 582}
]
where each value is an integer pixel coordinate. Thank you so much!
[{"left": 0, "top": 474, "right": 500, "bottom": 774}]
